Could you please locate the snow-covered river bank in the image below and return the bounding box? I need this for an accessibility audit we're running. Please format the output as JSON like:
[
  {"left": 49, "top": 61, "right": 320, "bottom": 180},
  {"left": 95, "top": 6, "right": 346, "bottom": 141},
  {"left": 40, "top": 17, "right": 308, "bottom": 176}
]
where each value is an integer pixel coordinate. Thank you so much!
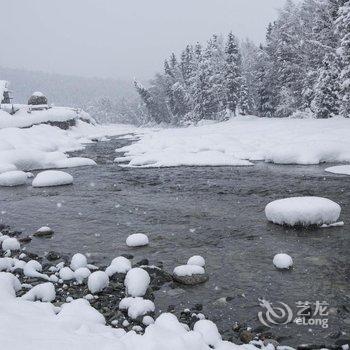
[
  {"left": 1, "top": 132, "right": 349, "bottom": 347},
  {"left": 0, "top": 116, "right": 349, "bottom": 349}
]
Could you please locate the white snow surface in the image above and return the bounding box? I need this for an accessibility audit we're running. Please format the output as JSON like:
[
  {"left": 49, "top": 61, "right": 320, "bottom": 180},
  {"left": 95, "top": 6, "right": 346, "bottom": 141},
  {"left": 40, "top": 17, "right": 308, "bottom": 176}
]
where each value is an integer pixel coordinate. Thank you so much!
[
  {"left": 273, "top": 254, "right": 294, "bottom": 269},
  {"left": 32, "top": 170, "right": 73, "bottom": 187},
  {"left": 70, "top": 253, "right": 88, "bottom": 271},
  {"left": 2, "top": 237, "right": 20, "bottom": 251},
  {"left": 124, "top": 268, "right": 150, "bottom": 297},
  {"left": 21, "top": 282, "right": 56, "bottom": 302},
  {"left": 173, "top": 265, "right": 205, "bottom": 277},
  {"left": 187, "top": 255, "right": 206, "bottom": 267},
  {"left": 0, "top": 271, "right": 275, "bottom": 350},
  {"left": 265, "top": 197, "right": 341, "bottom": 226},
  {"left": 119, "top": 297, "right": 155, "bottom": 319},
  {"left": 88, "top": 271, "right": 109, "bottom": 293},
  {"left": 193, "top": 320, "right": 222, "bottom": 347},
  {"left": 105, "top": 256, "right": 132, "bottom": 276},
  {"left": 115, "top": 116, "right": 350, "bottom": 167},
  {"left": 126, "top": 233, "right": 149, "bottom": 247},
  {"left": 0, "top": 170, "right": 28, "bottom": 186},
  {"left": 325, "top": 165, "right": 350, "bottom": 176}
]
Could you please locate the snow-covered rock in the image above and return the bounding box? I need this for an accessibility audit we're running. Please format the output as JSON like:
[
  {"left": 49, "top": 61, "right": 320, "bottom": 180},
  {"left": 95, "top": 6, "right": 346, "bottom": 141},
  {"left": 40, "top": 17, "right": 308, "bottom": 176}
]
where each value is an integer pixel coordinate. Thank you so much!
[
  {"left": 187, "top": 255, "right": 205, "bottom": 267},
  {"left": 59, "top": 267, "right": 75, "bottom": 281},
  {"left": 142, "top": 315, "right": 155, "bottom": 326},
  {"left": 2, "top": 237, "right": 20, "bottom": 251},
  {"left": 124, "top": 268, "right": 150, "bottom": 297},
  {"left": 0, "top": 257, "right": 14, "bottom": 272},
  {"left": 193, "top": 319, "right": 222, "bottom": 347},
  {"left": 325, "top": 165, "right": 350, "bottom": 176},
  {"left": 32, "top": 170, "right": 73, "bottom": 187},
  {"left": 126, "top": 233, "right": 149, "bottom": 247},
  {"left": 119, "top": 297, "right": 155, "bottom": 319},
  {"left": 0, "top": 170, "right": 27, "bottom": 186},
  {"left": 22, "top": 282, "right": 56, "bottom": 302},
  {"left": 34, "top": 226, "right": 54, "bottom": 237},
  {"left": 70, "top": 253, "right": 88, "bottom": 271},
  {"left": 105, "top": 256, "right": 131, "bottom": 276},
  {"left": 88, "top": 271, "right": 109, "bottom": 293},
  {"left": 74, "top": 267, "right": 91, "bottom": 284},
  {"left": 0, "top": 272, "right": 21, "bottom": 299},
  {"left": 23, "top": 260, "right": 49, "bottom": 280},
  {"left": 173, "top": 265, "right": 208, "bottom": 285},
  {"left": 273, "top": 253, "right": 293, "bottom": 270},
  {"left": 265, "top": 196, "right": 341, "bottom": 226}
]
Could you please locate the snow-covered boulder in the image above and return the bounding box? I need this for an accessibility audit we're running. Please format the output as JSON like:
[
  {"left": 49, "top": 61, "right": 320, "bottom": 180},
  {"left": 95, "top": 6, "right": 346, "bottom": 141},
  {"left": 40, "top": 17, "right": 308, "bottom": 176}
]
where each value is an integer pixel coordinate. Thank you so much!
[
  {"left": 32, "top": 170, "right": 73, "bottom": 187},
  {"left": 119, "top": 297, "right": 155, "bottom": 319},
  {"left": 2, "top": 237, "right": 20, "bottom": 251},
  {"left": 70, "top": 253, "right": 88, "bottom": 271},
  {"left": 88, "top": 271, "right": 109, "bottom": 293},
  {"left": 0, "top": 257, "right": 15, "bottom": 272},
  {"left": 187, "top": 255, "right": 205, "bottom": 267},
  {"left": 59, "top": 267, "right": 75, "bottom": 281},
  {"left": 22, "top": 282, "right": 56, "bottom": 302},
  {"left": 273, "top": 253, "right": 293, "bottom": 270},
  {"left": 34, "top": 226, "right": 54, "bottom": 238},
  {"left": 23, "top": 260, "right": 49, "bottom": 280},
  {"left": 0, "top": 272, "right": 21, "bottom": 299},
  {"left": 74, "top": 267, "right": 91, "bottom": 284},
  {"left": 124, "top": 268, "right": 150, "bottom": 297},
  {"left": 325, "top": 165, "right": 350, "bottom": 176},
  {"left": 173, "top": 265, "right": 208, "bottom": 285},
  {"left": 265, "top": 196, "right": 341, "bottom": 226},
  {"left": 0, "top": 171, "right": 27, "bottom": 186},
  {"left": 105, "top": 256, "right": 131, "bottom": 276},
  {"left": 126, "top": 233, "right": 149, "bottom": 247},
  {"left": 193, "top": 319, "right": 222, "bottom": 347}
]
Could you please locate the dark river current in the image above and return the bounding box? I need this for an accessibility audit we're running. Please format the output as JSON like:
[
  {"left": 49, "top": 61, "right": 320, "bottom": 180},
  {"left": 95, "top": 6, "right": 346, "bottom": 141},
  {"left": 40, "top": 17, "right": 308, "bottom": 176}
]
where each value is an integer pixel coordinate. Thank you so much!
[{"left": 0, "top": 136, "right": 349, "bottom": 346}]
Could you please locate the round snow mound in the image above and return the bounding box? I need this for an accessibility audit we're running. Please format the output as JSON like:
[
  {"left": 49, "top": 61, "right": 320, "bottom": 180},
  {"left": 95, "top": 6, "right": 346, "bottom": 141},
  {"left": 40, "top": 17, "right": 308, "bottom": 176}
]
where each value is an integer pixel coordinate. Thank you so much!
[
  {"left": 265, "top": 196, "right": 341, "bottom": 227},
  {"left": 273, "top": 253, "right": 293, "bottom": 269},
  {"left": 0, "top": 171, "right": 27, "bottom": 187},
  {"left": 126, "top": 233, "right": 149, "bottom": 247},
  {"left": 32, "top": 170, "right": 73, "bottom": 187}
]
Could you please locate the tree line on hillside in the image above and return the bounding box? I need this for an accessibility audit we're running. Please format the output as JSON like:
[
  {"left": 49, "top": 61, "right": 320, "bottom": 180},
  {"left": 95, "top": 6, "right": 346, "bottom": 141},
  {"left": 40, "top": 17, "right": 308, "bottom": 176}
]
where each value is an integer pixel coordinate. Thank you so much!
[{"left": 135, "top": 0, "right": 350, "bottom": 124}]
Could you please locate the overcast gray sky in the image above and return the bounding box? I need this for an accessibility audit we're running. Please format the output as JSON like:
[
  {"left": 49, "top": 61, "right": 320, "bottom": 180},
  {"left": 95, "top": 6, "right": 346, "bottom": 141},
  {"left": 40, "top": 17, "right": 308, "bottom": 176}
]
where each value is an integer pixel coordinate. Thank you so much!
[{"left": 1, "top": 0, "right": 286, "bottom": 80}]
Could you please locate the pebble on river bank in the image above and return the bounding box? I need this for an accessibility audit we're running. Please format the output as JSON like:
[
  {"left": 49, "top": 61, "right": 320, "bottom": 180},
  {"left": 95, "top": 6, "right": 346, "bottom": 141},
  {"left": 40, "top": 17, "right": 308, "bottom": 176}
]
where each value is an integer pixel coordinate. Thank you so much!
[
  {"left": 34, "top": 226, "right": 54, "bottom": 238},
  {"left": 173, "top": 265, "right": 208, "bottom": 285}
]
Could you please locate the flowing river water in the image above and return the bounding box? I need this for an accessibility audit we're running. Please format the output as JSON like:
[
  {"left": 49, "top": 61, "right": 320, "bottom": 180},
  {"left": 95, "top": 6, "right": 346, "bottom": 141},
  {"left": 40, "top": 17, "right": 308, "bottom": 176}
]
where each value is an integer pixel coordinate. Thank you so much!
[{"left": 0, "top": 135, "right": 349, "bottom": 346}]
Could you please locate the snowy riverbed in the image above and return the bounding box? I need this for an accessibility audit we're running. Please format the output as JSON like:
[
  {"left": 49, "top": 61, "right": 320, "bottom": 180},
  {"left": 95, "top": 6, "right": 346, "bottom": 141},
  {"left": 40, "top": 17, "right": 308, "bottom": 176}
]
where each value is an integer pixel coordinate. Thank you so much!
[{"left": 0, "top": 115, "right": 349, "bottom": 349}]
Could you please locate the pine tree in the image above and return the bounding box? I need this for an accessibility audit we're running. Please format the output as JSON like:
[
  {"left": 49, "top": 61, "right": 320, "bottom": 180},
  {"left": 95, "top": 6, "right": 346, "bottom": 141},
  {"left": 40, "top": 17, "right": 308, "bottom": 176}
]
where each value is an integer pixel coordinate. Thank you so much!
[
  {"left": 336, "top": 0, "right": 350, "bottom": 117},
  {"left": 239, "top": 78, "right": 250, "bottom": 115},
  {"left": 224, "top": 32, "right": 241, "bottom": 115},
  {"left": 311, "top": 54, "right": 340, "bottom": 118}
]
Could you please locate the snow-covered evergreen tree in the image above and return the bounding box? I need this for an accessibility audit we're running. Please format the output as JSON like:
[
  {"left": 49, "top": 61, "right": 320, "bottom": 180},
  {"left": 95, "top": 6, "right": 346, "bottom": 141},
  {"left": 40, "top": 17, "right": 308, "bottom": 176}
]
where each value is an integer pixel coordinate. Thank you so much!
[
  {"left": 224, "top": 32, "right": 241, "bottom": 115},
  {"left": 311, "top": 54, "right": 340, "bottom": 118},
  {"left": 336, "top": 0, "right": 350, "bottom": 117}
]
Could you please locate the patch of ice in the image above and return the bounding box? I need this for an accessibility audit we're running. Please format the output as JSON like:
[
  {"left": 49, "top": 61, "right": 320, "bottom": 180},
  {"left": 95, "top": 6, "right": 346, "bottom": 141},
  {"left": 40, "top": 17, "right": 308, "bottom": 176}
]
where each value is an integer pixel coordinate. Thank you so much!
[
  {"left": 325, "top": 165, "right": 350, "bottom": 176},
  {"left": 32, "top": 170, "right": 73, "bottom": 187},
  {"left": 273, "top": 254, "right": 293, "bottom": 270},
  {"left": 173, "top": 265, "right": 205, "bottom": 277},
  {"left": 265, "top": 197, "right": 341, "bottom": 226},
  {"left": 124, "top": 267, "right": 150, "bottom": 297},
  {"left": 0, "top": 171, "right": 27, "bottom": 186},
  {"left": 22, "top": 282, "right": 56, "bottom": 302},
  {"left": 88, "top": 271, "right": 109, "bottom": 293},
  {"left": 126, "top": 233, "right": 149, "bottom": 247},
  {"left": 187, "top": 255, "right": 205, "bottom": 267},
  {"left": 119, "top": 297, "right": 155, "bottom": 319}
]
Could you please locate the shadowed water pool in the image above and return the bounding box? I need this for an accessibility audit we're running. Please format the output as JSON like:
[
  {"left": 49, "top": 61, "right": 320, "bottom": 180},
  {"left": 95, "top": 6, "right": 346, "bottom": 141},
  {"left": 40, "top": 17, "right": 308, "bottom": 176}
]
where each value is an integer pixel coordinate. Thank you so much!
[{"left": 0, "top": 136, "right": 349, "bottom": 346}]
